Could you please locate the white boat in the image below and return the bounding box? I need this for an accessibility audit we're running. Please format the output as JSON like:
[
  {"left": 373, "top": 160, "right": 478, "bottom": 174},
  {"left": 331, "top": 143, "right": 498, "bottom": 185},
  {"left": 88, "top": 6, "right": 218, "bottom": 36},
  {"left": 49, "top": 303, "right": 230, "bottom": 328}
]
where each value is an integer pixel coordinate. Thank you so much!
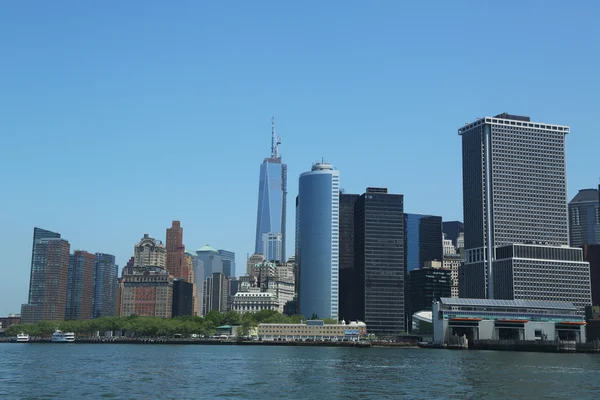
[
  {"left": 16, "top": 333, "right": 29, "bottom": 343},
  {"left": 51, "top": 329, "right": 75, "bottom": 343}
]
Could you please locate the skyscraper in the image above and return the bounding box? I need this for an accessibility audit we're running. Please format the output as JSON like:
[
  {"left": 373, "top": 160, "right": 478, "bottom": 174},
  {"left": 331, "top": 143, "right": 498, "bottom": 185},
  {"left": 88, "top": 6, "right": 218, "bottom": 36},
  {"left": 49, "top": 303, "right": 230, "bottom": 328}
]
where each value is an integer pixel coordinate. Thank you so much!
[
  {"left": 196, "top": 245, "right": 223, "bottom": 280},
  {"left": 66, "top": 250, "right": 96, "bottom": 320},
  {"left": 255, "top": 118, "right": 287, "bottom": 263},
  {"left": 94, "top": 253, "right": 118, "bottom": 318},
  {"left": 21, "top": 228, "right": 70, "bottom": 324},
  {"left": 459, "top": 113, "right": 591, "bottom": 311},
  {"left": 338, "top": 192, "right": 359, "bottom": 321},
  {"left": 134, "top": 234, "right": 167, "bottom": 268},
  {"left": 297, "top": 162, "right": 339, "bottom": 320},
  {"left": 404, "top": 214, "right": 443, "bottom": 272},
  {"left": 166, "top": 221, "right": 188, "bottom": 280},
  {"left": 218, "top": 249, "right": 236, "bottom": 278},
  {"left": 569, "top": 189, "right": 600, "bottom": 246},
  {"left": 261, "top": 233, "right": 282, "bottom": 263},
  {"left": 442, "top": 221, "right": 464, "bottom": 250}
]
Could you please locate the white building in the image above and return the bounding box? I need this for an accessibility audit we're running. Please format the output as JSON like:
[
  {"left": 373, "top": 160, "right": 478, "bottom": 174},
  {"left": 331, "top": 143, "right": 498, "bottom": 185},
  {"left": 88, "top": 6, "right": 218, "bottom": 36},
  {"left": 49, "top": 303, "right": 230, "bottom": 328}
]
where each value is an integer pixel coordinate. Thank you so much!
[
  {"left": 443, "top": 253, "right": 462, "bottom": 298},
  {"left": 262, "top": 232, "right": 283, "bottom": 263}
]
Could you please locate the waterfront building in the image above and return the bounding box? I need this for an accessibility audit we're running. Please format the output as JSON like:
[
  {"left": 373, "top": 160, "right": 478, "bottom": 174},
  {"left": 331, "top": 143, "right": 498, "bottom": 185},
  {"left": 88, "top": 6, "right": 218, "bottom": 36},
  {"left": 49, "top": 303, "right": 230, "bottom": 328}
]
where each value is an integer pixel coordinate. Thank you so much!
[
  {"left": 183, "top": 252, "right": 198, "bottom": 315},
  {"left": 258, "top": 320, "right": 367, "bottom": 341},
  {"left": 297, "top": 162, "right": 340, "bottom": 320},
  {"left": 582, "top": 244, "right": 600, "bottom": 306},
  {"left": 134, "top": 234, "right": 166, "bottom": 268},
  {"left": 569, "top": 189, "right": 600, "bottom": 246},
  {"left": 255, "top": 118, "right": 287, "bottom": 263},
  {"left": 94, "top": 253, "right": 118, "bottom": 318},
  {"left": 458, "top": 113, "right": 591, "bottom": 310},
  {"left": 21, "top": 228, "right": 70, "bottom": 324},
  {"left": 443, "top": 253, "right": 462, "bottom": 298},
  {"left": 433, "top": 298, "right": 586, "bottom": 344},
  {"left": 442, "top": 221, "right": 464, "bottom": 250},
  {"left": 196, "top": 245, "right": 223, "bottom": 280},
  {"left": 339, "top": 192, "right": 360, "bottom": 325},
  {"left": 187, "top": 250, "right": 204, "bottom": 316},
  {"left": 120, "top": 266, "right": 173, "bottom": 318},
  {"left": 0, "top": 315, "right": 22, "bottom": 332},
  {"left": 203, "top": 272, "right": 228, "bottom": 314},
  {"left": 166, "top": 221, "right": 188, "bottom": 280},
  {"left": 218, "top": 249, "right": 236, "bottom": 278},
  {"left": 408, "top": 263, "right": 451, "bottom": 327},
  {"left": 261, "top": 233, "right": 283, "bottom": 264},
  {"left": 172, "top": 279, "right": 194, "bottom": 317},
  {"left": 585, "top": 305, "right": 600, "bottom": 341},
  {"left": 66, "top": 250, "right": 96, "bottom": 320},
  {"left": 246, "top": 253, "right": 266, "bottom": 276},
  {"left": 405, "top": 214, "right": 443, "bottom": 272}
]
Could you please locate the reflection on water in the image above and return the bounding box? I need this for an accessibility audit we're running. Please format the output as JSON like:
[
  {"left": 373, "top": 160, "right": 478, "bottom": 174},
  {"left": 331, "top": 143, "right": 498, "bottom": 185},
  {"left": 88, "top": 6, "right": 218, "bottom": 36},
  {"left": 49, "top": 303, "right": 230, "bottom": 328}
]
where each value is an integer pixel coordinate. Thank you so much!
[{"left": 1, "top": 344, "right": 600, "bottom": 399}]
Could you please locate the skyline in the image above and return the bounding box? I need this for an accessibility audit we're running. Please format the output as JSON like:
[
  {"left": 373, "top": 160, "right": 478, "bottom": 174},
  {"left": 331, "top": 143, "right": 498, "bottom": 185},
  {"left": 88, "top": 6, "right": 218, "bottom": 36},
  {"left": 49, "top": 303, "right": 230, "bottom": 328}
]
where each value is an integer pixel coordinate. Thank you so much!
[{"left": 2, "top": 1, "right": 600, "bottom": 316}]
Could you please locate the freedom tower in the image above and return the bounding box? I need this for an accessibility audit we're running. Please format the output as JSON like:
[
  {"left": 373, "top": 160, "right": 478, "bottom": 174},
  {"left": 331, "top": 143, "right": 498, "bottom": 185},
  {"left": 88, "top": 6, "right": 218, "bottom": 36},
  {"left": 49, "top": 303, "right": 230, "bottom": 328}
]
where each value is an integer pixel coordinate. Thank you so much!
[{"left": 254, "top": 118, "right": 287, "bottom": 263}]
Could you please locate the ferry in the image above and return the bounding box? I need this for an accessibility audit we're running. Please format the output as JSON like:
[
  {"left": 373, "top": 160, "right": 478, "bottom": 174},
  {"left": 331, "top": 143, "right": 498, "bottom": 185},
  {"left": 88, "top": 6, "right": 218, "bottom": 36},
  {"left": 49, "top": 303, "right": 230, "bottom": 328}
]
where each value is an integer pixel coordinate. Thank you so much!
[
  {"left": 51, "top": 329, "right": 75, "bottom": 343},
  {"left": 16, "top": 333, "right": 30, "bottom": 343}
]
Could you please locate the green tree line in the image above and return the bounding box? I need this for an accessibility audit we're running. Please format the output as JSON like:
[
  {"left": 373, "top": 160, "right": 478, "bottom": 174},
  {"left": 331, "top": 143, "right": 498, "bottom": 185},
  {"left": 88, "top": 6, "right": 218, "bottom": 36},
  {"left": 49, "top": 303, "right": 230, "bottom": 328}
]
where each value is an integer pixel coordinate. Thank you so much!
[{"left": 4, "top": 310, "right": 337, "bottom": 337}]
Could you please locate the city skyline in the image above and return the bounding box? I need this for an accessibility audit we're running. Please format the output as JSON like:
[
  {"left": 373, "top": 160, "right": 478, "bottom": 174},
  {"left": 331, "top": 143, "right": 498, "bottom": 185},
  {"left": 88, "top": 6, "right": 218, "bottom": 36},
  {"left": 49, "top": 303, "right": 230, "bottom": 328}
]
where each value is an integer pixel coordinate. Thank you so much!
[{"left": 2, "top": 2, "right": 600, "bottom": 316}]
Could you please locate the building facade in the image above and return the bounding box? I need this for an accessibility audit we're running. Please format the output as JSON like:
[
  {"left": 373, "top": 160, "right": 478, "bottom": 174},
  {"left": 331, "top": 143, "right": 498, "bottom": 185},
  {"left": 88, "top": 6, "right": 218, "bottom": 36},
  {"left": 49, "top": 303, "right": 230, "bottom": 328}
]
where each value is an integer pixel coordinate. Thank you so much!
[
  {"left": 582, "top": 244, "right": 600, "bottom": 306},
  {"left": 409, "top": 264, "right": 452, "bottom": 318},
  {"left": 94, "top": 253, "right": 118, "bottom": 318},
  {"left": 405, "top": 214, "right": 443, "bottom": 272},
  {"left": 339, "top": 193, "right": 360, "bottom": 323},
  {"left": 120, "top": 266, "right": 173, "bottom": 318},
  {"left": 21, "top": 230, "right": 71, "bottom": 324},
  {"left": 203, "top": 272, "right": 228, "bottom": 314},
  {"left": 258, "top": 320, "right": 367, "bottom": 341},
  {"left": 355, "top": 188, "right": 405, "bottom": 337},
  {"left": 297, "top": 162, "right": 339, "bottom": 320},
  {"left": 134, "top": 234, "right": 167, "bottom": 268},
  {"left": 218, "top": 249, "right": 236, "bottom": 278},
  {"left": 442, "top": 221, "right": 464, "bottom": 250},
  {"left": 261, "top": 233, "right": 283, "bottom": 264},
  {"left": 66, "top": 250, "right": 96, "bottom": 320},
  {"left": 187, "top": 251, "right": 204, "bottom": 316},
  {"left": 166, "top": 221, "right": 188, "bottom": 280},
  {"left": 255, "top": 118, "right": 287, "bottom": 263},
  {"left": 172, "top": 279, "right": 194, "bottom": 317},
  {"left": 459, "top": 113, "right": 591, "bottom": 309},
  {"left": 569, "top": 189, "right": 600, "bottom": 247},
  {"left": 196, "top": 245, "right": 223, "bottom": 280},
  {"left": 443, "top": 253, "right": 462, "bottom": 298}
]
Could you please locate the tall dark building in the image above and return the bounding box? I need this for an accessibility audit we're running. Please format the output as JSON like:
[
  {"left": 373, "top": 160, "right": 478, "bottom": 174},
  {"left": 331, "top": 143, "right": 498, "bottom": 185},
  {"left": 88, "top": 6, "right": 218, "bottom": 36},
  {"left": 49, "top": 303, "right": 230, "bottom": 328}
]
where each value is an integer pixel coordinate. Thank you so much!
[
  {"left": 172, "top": 279, "right": 194, "bottom": 317},
  {"left": 21, "top": 229, "right": 71, "bottom": 324},
  {"left": 569, "top": 189, "right": 600, "bottom": 247},
  {"left": 583, "top": 244, "right": 600, "bottom": 306},
  {"left": 408, "top": 265, "right": 452, "bottom": 328},
  {"left": 405, "top": 214, "right": 443, "bottom": 272},
  {"left": 442, "top": 221, "right": 464, "bottom": 249},
  {"left": 94, "top": 253, "right": 118, "bottom": 318},
  {"left": 354, "top": 187, "right": 405, "bottom": 337},
  {"left": 203, "top": 272, "right": 228, "bottom": 314},
  {"left": 339, "top": 192, "right": 360, "bottom": 321},
  {"left": 66, "top": 250, "right": 96, "bottom": 320}
]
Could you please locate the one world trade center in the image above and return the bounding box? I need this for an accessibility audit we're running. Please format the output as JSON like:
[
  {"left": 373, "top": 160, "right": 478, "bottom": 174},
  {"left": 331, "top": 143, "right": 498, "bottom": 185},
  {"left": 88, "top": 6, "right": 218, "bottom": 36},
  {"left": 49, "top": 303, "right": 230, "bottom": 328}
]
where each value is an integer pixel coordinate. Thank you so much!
[{"left": 254, "top": 118, "right": 287, "bottom": 263}]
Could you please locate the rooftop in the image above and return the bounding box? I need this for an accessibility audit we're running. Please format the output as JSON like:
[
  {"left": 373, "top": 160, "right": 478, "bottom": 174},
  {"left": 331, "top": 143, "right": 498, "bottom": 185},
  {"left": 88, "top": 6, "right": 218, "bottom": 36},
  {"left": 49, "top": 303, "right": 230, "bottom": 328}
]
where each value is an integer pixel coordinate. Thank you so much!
[
  {"left": 440, "top": 297, "right": 577, "bottom": 311},
  {"left": 458, "top": 114, "right": 570, "bottom": 135},
  {"left": 197, "top": 245, "right": 219, "bottom": 253},
  {"left": 570, "top": 188, "right": 599, "bottom": 204}
]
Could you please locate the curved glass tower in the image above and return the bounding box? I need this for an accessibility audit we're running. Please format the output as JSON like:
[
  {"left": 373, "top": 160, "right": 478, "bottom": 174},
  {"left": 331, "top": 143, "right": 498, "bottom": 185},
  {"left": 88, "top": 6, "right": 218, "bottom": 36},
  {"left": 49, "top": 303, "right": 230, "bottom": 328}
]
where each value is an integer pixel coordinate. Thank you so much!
[
  {"left": 254, "top": 119, "right": 287, "bottom": 262},
  {"left": 297, "top": 162, "right": 339, "bottom": 319}
]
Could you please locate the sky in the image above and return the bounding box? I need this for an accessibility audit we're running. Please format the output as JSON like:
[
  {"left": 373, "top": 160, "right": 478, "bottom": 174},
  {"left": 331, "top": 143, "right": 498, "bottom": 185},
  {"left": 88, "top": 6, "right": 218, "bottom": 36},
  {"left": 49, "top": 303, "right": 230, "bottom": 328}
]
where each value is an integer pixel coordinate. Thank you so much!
[{"left": 1, "top": 1, "right": 599, "bottom": 316}]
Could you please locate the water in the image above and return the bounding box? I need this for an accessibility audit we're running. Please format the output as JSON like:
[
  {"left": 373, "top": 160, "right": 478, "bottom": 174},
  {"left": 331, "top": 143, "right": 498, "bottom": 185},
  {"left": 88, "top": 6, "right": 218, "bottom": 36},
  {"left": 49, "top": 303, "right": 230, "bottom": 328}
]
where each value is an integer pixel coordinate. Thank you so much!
[{"left": 1, "top": 345, "right": 600, "bottom": 399}]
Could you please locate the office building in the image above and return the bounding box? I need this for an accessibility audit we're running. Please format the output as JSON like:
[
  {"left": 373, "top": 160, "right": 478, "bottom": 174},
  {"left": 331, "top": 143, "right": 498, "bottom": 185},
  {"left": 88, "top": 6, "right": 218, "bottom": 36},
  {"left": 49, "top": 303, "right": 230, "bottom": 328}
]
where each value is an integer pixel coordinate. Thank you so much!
[
  {"left": 196, "top": 245, "right": 223, "bottom": 280},
  {"left": 355, "top": 188, "right": 405, "bottom": 337},
  {"left": 459, "top": 113, "right": 591, "bottom": 310},
  {"left": 582, "top": 244, "right": 600, "bottom": 306},
  {"left": 408, "top": 263, "right": 451, "bottom": 323},
  {"left": 172, "top": 279, "right": 194, "bottom": 317},
  {"left": 94, "top": 253, "right": 118, "bottom": 318},
  {"left": 339, "top": 192, "right": 360, "bottom": 322},
  {"left": 259, "top": 320, "right": 367, "bottom": 341},
  {"left": 255, "top": 118, "right": 287, "bottom": 263},
  {"left": 134, "top": 234, "right": 167, "bottom": 268},
  {"left": 569, "top": 189, "right": 600, "bottom": 246},
  {"left": 218, "top": 249, "right": 236, "bottom": 278},
  {"left": 166, "top": 221, "right": 188, "bottom": 280},
  {"left": 120, "top": 266, "right": 173, "bottom": 318},
  {"left": 66, "top": 250, "right": 96, "bottom": 320},
  {"left": 21, "top": 229, "right": 71, "bottom": 324},
  {"left": 405, "top": 214, "right": 443, "bottom": 272},
  {"left": 203, "top": 272, "right": 228, "bottom": 314},
  {"left": 443, "top": 253, "right": 462, "bottom": 298},
  {"left": 246, "top": 253, "right": 266, "bottom": 276},
  {"left": 187, "top": 250, "right": 203, "bottom": 316},
  {"left": 443, "top": 235, "right": 456, "bottom": 255},
  {"left": 442, "top": 221, "right": 464, "bottom": 250},
  {"left": 297, "top": 162, "right": 339, "bottom": 320},
  {"left": 122, "top": 256, "right": 135, "bottom": 276},
  {"left": 261, "top": 233, "right": 283, "bottom": 263}
]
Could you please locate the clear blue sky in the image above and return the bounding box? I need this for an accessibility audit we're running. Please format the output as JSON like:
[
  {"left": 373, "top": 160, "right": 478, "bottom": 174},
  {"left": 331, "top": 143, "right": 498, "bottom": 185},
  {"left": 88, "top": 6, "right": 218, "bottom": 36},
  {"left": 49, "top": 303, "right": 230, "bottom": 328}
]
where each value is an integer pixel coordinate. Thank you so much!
[{"left": 1, "top": 1, "right": 599, "bottom": 316}]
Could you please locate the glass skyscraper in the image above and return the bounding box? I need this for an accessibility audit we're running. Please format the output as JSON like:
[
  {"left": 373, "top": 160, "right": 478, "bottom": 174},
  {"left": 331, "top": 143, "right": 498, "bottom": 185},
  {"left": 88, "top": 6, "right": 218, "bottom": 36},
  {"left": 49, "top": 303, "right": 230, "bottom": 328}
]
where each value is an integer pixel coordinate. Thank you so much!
[
  {"left": 94, "top": 253, "right": 118, "bottom": 318},
  {"left": 254, "top": 119, "right": 287, "bottom": 263},
  {"left": 297, "top": 162, "right": 339, "bottom": 320},
  {"left": 404, "top": 214, "right": 443, "bottom": 272},
  {"left": 218, "top": 249, "right": 236, "bottom": 278},
  {"left": 569, "top": 188, "right": 600, "bottom": 247}
]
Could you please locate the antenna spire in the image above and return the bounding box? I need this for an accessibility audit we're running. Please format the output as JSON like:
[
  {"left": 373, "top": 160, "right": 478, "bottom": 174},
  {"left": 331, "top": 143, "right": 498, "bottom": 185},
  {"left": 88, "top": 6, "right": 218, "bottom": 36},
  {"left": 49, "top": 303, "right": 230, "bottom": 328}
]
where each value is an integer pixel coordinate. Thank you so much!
[{"left": 271, "top": 117, "right": 275, "bottom": 157}]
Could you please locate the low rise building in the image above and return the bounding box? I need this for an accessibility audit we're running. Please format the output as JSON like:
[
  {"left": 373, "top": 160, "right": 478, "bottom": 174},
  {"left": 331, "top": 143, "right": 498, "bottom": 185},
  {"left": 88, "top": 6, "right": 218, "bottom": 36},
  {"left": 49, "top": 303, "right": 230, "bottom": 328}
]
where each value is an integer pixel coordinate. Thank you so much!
[
  {"left": 433, "top": 298, "right": 586, "bottom": 344},
  {"left": 259, "top": 320, "right": 367, "bottom": 341}
]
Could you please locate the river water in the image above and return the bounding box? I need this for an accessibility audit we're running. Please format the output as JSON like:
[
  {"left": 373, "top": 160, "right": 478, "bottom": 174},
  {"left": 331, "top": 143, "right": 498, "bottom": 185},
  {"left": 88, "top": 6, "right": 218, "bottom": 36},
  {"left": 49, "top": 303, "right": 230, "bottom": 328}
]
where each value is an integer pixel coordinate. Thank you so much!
[{"left": 1, "top": 344, "right": 599, "bottom": 399}]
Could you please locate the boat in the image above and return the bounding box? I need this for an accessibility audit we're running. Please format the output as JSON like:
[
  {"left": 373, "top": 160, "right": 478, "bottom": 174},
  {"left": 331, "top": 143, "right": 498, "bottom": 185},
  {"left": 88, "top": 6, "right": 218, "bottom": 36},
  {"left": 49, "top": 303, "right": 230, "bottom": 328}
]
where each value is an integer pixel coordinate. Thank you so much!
[
  {"left": 51, "top": 329, "right": 75, "bottom": 343},
  {"left": 16, "top": 333, "right": 30, "bottom": 343}
]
